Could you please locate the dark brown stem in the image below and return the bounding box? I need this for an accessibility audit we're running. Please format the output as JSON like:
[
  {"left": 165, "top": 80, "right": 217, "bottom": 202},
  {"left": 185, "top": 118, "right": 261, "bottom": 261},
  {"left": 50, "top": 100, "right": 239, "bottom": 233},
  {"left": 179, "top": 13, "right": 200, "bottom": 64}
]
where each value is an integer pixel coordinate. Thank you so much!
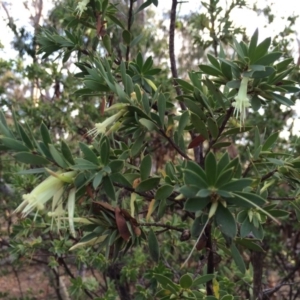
[
  {"left": 251, "top": 247, "right": 265, "bottom": 299},
  {"left": 209, "top": 0, "right": 218, "bottom": 57},
  {"left": 206, "top": 106, "right": 234, "bottom": 154},
  {"left": 169, "top": 0, "right": 185, "bottom": 105},
  {"left": 261, "top": 169, "right": 277, "bottom": 182},
  {"left": 205, "top": 222, "right": 214, "bottom": 295},
  {"left": 159, "top": 128, "right": 190, "bottom": 160},
  {"left": 125, "top": 0, "right": 134, "bottom": 62}
]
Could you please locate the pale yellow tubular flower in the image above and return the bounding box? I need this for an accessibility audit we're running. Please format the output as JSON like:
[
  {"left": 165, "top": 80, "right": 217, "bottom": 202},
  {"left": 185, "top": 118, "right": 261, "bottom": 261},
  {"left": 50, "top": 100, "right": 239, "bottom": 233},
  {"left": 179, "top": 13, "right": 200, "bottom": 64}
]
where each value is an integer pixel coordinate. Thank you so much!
[
  {"left": 76, "top": 0, "right": 90, "bottom": 17},
  {"left": 232, "top": 76, "right": 251, "bottom": 127},
  {"left": 15, "top": 171, "right": 76, "bottom": 217},
  {"left": 87, "top": 109, "right": 126, "bottom": 138},
  {"left": 67, "top": 188, "right": 76, "bottom": 238},
  {"left": 48, "top": 186, "right": 65, "bottom": 231}
]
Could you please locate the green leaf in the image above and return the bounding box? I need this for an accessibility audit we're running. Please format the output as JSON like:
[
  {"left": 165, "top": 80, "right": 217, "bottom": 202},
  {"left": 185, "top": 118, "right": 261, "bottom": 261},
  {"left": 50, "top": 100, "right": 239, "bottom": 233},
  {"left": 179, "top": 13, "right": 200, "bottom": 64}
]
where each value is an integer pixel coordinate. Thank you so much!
[
  {"left": 190, "top": 114, "right": 209, "bottom": 139},
  {"left": 136, "top": 0, "right": 152, "bottom": 13},
  {"left": 248, "top": 29, "right": 258, "bottom": 59},
  {"left": 135, "top": 177, "right": 160, "bottom": 192},
  {"left": 1, "top": 137, "right": 29, "bottom": 152},
  {"left": 221, "top": 61, "right": 232, "bottom": 80},
  {"left": 61, "top": 141, "right": 75, "bottom": 165},
  {"left": 131, "top": 132, "right": 145, "bottom": 157},
  {"left": 40, "top": 123, "right": 52, "bottom": 146},
  {"left": 221, "top": 126, "right": 252, "bottom": 137},
  {"left": 73, "top": 158, "right": 99, "bottom": 170},
  {"left": 262, "top": 131, "right": 279, "bottom": 151},
  {"left": 252, "top": 37, "right": 271, "bottom": 64},
  {"left": 219, "top": 179, "right": 252, "bottom": 192},
  {"left": 154, "top": 274, "right": 178, "bottom": 290},
  {"left": 215, "top": 205, "right": 237, "bottom": 238},
  {"left": 254, "top": 52, "right": 281, "bottom": 66},
  {"left": 241, "top": 218, "right": 264, "bottom": 239},
  {"left": 184, "top": 197, "right": 210, "bottom": 212},
  {"left": 110, "top": 173, "right": 132, "bottom": 188},
  {"left": 270, "top": 93, "right": 294, "bottom": 106},
  {"left": 199, "top": 65, "right": 223, "bottom": 77},
  {"left": 212, "top": 141, "right": 231, "bottom": 149},
  {"left": 49, "top": 144, "right": 68, "bottom": 168},
  {"left": 140, "top": 154, "right": 152, "bottom": 181},
  {"left": 157, "top": 93, "right": 166, "bottom": 127},
  {"left": 205, "top": 152, "right": 217, "bottom": 186},
  {"left": 184, "top": 169, "right": 207, "bottom": 188},
  {"left": 235, "top": 238, "right": 264, "bottom": 252},
  {"left": 79, "top": 142, "right": 99, "bottom": 165},
  {"left": 139, "top": 118, "right": 157, "bottom": 130},
  {"left": 102, "top": 34, "right": 112, "bottom": 53},
  {"left": 93, "top": 172, "right": 103, "bottom": 189},
  {"left": 207, "top": 54, "right": 220, "bottom": 69},
  {"left": 18, "top": 123, "right": 34, "bottom": 149},
  {"left": 207, "top": 118, "right": 219, "bottom": 139},
  {"left": 148, "top": 229, "right": 160, "bottom": 262},
  {"left": 179, "top": 274, "right": 193, "bottom": 289},
  {"left": 108, "top": 160, "right": 124, "bottom": 173},
  {"left": 232, "top": 192, "right": 266, "bottom": 207},
  {"left": 122, "top": 30, "right": 131, "bottom": 45},
  {"left": 192, "top": 274, "right": 214, "bottom": 287},
  {"left": 102, "top": 176, "right": 116, "bottom": 201},
  {"left": 100, "top": 139, "right": 110, "bottom": 165},
  {"left": 14, "top": 152, "right": 50, "bottom": 165},
  {"left": 176, "top": 78, "right": 194, "bottom": 92},
  {"left": 230, "top": 243, "right": 246, "bottom": 274},
  {"left": 178, "top": 110, "right": 190, "bottom": 134},
  {"left": 155, "top": 185, "right": 173, "bottom": 200}
]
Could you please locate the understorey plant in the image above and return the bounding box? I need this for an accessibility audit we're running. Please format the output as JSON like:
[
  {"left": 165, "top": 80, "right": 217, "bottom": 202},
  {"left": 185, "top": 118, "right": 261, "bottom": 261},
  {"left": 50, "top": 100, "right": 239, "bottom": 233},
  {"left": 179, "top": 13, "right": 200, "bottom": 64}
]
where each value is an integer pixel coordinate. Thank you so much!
[{"left": 1, "top": 0, "right": 300, "bottom": 299}]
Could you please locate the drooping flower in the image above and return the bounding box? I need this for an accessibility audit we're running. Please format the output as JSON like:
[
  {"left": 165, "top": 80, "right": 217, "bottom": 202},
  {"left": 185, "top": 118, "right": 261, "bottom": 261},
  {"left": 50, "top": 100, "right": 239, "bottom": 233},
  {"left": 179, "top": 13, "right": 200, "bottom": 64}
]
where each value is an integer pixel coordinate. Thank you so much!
[
  {"left": 232, "top": 76, "right": 251, "bottom": 127},
  {"left": 76, "top": 0, "right": 90, "bottom": 17},
  {"left": 87, "top": 109, "right": 126, "bottom": 138},
  {"left": 15, "top": 170, "right": 76, "bottom": 217},
  {"left": 67, "top": 188, "right": 76, "bottom": 238}
]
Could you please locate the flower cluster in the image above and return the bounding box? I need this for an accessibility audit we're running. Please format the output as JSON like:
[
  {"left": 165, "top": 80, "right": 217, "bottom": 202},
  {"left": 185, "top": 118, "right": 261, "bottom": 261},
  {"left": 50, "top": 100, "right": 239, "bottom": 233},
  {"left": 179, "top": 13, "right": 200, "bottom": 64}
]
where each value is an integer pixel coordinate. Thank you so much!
[
  {"left": 87, "top": 105, "right": 128, "bottom": 138},
  {"left": 15, "top": 170, "right": 77, "bottom": 236},
  {"left": 76, "top": 0, "right": 90, "bottom": 17}
]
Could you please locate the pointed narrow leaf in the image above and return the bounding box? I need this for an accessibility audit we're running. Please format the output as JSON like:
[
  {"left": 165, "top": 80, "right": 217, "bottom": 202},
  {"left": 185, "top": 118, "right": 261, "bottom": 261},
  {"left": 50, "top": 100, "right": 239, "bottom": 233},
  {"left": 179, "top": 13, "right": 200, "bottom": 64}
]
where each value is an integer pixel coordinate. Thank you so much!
[
  {"left": 184, "top": 197, "right": 210, "bottom": 212},
  {"left": 230, "top": 243, "right": 246, "bottom": 274},
  {"left": 140, "top": 154, "right": 152, "bottom": 180},
  {"left": 148, "top": 229, "right": 160, "bottom": 262},
  {"left": 102, "top": 176, "right": 116, "bottom": 200},
  {"left": 14, "top": 152, "right": 50, "bottom": 165},
  {"left": 135, "top": 177, "right": 160, "bottom": 192},
  {"left": 49, "top": 144, "right": 68, "bottom": 168},
  {"left": 262, "top": 131, "right": 279, "bottom": 151},
  {"left": 205, "top": 152, "right": 217, "bottom": 185},
  {"left": 1, "top": 137, "right": 29, "bottom": 152},
  {"left": 215, "top": 205, "right": 236, "bottom": 238}
]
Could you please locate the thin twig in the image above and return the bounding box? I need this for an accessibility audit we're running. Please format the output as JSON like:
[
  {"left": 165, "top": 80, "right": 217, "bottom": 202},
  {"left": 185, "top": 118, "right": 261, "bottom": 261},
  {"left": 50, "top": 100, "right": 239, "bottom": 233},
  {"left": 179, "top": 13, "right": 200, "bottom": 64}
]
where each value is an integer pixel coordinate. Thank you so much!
[
  {"left": 261, "top": 169, "right": 277, "bottom": 182},
  {"left": 139, "top": 222, "right": 185, "bottom": 232},
  {"left": 125, "top": 0, "right": 134, "bottom": 62},
  {"left": 181, "top": 217, "right": 209, "bottom": 268},
  {"left": 159, "top": 128, "right": 190, "bottom": 160},
  {"left": 169, "top": 0, "right": 185, "bottom": 105},
  {"left": 12, "top": 266, "right": 24, "bottom": 299},
  {"left": 206, "top": 106, "right": 234, "bottom": 154},
  {"left": 267, "top": 196, "right": 296, "bottom": 201},
  {"left": 262, "top": 259, "right": 300, "bottom": 300}
]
